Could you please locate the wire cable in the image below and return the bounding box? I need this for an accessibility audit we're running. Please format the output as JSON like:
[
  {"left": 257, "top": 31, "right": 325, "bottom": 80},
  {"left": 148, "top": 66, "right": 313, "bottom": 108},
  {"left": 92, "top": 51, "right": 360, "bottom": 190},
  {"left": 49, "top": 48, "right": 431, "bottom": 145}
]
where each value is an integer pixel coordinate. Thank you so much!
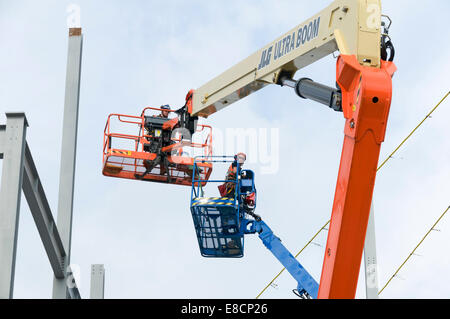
[
  {"left": 377, "top": 91, "right": 450, "bottom": 171},
  {"left": 255, "top": 220, "right": 330, "bottom": 299},
  {"left": 255, "top": 90, "right": 449, "bottom": 299},
  {"left": 378, "top": 205, "right": 450, "bottom": 295}
]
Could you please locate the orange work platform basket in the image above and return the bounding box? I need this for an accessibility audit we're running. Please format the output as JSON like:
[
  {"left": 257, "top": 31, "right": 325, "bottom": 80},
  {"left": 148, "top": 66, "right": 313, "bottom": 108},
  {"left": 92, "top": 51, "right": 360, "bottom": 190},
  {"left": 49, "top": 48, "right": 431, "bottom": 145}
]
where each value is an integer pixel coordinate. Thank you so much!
[{"left": 102, "top": 106, "right": 213, "bottom": 186}]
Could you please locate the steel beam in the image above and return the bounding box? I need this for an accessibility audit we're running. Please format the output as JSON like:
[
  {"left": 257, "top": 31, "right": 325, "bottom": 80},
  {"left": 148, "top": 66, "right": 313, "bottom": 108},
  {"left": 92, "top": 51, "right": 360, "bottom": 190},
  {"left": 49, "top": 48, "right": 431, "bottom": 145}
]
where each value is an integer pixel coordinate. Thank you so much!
[
  {"left": 0, "top": 124, "right": 6, "bottom": 159},
  {"left": 52, "top": 27, "right": 83, "bottom": 299},
  {"left": 66, "top": 265, "right": 81, "bottom": 299},
  {"left": 0, "top": 113, "right": 28, "bottom": 298},
  {"left": 364, "top": 204, "right": 379, "bottom": 299},
  {"left": 90, "top": 264, "right": 105, "bottom": 299},
  {"left": 22, "top": 143, "right": 66, "bottom": 279}
]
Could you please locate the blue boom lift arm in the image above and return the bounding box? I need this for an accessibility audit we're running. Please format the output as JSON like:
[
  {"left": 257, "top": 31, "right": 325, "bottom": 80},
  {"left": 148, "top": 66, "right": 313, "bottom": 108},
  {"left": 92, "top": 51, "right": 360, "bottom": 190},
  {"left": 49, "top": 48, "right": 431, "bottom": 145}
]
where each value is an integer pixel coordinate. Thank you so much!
[
  {"left": 243, "top": 219, "right": 319, "bottom": 299},
  {"left": 190, "top": 157, "right": 318, "bottom": 298}
]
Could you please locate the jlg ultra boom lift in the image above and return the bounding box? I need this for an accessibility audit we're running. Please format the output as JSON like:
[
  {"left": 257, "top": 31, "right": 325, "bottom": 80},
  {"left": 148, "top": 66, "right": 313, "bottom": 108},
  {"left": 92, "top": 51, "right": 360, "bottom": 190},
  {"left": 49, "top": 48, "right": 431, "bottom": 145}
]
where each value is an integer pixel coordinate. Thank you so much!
[{"left": 103, "top": 0, "right": 396, "bottom": 299}]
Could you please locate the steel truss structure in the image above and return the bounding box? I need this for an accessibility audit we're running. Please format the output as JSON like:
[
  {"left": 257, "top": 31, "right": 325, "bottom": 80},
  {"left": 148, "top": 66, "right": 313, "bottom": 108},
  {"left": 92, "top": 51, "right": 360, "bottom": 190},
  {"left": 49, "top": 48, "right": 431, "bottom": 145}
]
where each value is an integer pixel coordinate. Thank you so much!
[{"left": 0, "top": 28, "right": 105, "bottom": 299}]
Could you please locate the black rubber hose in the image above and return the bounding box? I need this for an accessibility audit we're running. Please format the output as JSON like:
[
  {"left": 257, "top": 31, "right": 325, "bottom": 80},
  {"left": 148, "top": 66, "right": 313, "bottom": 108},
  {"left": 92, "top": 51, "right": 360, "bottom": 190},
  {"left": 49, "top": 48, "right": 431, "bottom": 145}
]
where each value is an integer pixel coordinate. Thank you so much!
[{"left": 386, "top": 40, "right": 395, "bottom": 62}]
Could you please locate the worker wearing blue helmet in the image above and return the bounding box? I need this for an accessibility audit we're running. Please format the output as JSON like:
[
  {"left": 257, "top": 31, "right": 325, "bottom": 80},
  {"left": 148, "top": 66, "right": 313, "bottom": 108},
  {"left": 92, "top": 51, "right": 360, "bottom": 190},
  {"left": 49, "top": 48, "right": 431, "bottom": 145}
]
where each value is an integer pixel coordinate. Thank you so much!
[{"left": 157, "top": 104, "right": 171, "bottom": 118}]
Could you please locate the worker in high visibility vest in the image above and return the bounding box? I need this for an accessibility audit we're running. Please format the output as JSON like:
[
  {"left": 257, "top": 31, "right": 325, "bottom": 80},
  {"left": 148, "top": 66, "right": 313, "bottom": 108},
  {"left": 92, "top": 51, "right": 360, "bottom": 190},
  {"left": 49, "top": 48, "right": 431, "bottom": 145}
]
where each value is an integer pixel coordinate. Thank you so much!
[{"left": 224, "top": 152, "right": 246, "bottom": 198}]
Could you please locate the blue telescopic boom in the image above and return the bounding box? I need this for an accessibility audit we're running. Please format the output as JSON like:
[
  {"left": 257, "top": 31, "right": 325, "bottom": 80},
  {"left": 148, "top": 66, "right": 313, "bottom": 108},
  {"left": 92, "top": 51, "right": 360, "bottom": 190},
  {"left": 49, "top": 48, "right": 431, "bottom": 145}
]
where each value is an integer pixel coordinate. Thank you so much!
[
  {"left": 244, "top": 219, "right": 319, "bottom": 298},
  {"left": 190, "top": 157, "right": 318, "bottom": 297}
]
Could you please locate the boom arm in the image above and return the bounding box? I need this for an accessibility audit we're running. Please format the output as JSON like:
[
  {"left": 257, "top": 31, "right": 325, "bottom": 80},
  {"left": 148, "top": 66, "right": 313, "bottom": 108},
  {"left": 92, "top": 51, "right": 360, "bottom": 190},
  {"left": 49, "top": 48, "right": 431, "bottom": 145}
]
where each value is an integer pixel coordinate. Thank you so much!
[
  {"left": 190, "top": 0, "right": 383, "bottom": 118},
  {"left": 244, "top": 219, "right": 319, "bottom": 298}
]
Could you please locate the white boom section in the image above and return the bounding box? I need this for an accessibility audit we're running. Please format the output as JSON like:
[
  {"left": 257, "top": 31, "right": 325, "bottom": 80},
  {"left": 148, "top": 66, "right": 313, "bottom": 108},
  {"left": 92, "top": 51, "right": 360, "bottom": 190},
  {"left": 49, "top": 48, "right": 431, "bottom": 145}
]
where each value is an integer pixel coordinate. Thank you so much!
[{"left": 191, "top": 0, "right": 382, "bottom": 118}]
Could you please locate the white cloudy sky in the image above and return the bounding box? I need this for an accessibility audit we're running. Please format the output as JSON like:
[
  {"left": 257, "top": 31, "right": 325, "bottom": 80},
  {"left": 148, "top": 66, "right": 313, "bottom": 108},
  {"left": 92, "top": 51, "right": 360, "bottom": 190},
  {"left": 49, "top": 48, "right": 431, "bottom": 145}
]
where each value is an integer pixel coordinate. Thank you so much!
[{"left": 1, "top": 0, "right": 449, "bottom": 299}]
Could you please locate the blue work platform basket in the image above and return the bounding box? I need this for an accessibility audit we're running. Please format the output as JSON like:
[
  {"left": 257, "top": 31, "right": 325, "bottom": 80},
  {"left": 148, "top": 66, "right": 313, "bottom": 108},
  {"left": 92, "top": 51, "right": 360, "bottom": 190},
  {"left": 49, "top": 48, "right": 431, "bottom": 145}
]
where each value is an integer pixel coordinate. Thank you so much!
[{"left": 190, "top": 156, "right": 255, "bottom": 258}]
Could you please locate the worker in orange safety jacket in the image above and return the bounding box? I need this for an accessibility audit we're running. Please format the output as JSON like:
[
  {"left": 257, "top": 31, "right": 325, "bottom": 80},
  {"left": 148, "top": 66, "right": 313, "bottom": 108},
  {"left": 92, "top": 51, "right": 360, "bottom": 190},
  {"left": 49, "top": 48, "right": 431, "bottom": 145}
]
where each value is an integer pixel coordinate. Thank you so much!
[{"left": 223, "top": 152, "right": 246, "bottom": 198}]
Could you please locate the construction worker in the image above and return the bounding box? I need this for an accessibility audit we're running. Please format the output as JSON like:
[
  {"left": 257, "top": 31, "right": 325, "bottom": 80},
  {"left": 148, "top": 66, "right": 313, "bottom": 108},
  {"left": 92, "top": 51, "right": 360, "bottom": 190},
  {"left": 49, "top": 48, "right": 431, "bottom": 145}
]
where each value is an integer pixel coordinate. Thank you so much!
[
  {"left": 143, "top": 105, "right": 171, "bottom": 138},
  {"left": 136, "top": 105, "right": 172, "bottom": 181},
  {"left": 157, "top": 104, "right": 171, "bottom": 118},
  {"left": 147, "top": 104, "right": 172, "bottom": 145},
  {"left": 224, "top": 152, "right": 246, "bottom": 199}
]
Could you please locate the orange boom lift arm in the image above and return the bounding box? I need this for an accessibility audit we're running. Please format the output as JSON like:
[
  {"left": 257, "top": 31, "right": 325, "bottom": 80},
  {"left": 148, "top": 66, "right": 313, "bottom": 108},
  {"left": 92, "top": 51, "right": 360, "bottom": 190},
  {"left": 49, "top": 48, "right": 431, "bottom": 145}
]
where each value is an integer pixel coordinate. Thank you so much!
[{"left": 317, "top": 55, "right": 396, "bottom": 298}]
